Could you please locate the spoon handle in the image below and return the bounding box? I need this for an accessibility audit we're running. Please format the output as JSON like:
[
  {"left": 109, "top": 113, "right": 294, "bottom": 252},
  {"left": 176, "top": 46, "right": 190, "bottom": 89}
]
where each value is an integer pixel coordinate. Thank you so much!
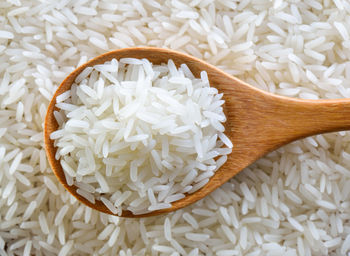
[
  {"left": 228, "top": 88, "right": 350, "bottom": 156},
  {"left": 267, "top": 97, "right": 350, "bottom": 144}
]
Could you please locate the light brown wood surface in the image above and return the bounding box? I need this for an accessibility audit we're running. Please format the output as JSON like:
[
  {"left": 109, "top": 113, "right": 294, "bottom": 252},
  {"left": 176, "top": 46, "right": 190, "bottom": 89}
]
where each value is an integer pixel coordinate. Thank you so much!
[{"left": 44, "top": 47, "right": 350, "bottom": 217}]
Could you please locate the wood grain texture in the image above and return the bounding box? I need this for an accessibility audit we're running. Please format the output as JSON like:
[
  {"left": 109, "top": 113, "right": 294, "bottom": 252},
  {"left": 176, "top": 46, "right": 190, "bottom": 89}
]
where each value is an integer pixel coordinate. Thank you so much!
[{"left": 44, "top": 47, "right": 350, "bottom": 218}]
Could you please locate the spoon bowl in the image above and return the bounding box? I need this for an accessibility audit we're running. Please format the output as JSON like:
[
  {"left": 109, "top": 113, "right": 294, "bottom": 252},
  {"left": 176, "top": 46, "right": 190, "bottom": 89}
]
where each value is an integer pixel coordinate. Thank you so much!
[{"left": 44, "top": 47, "right": 350, "bottom": 217}]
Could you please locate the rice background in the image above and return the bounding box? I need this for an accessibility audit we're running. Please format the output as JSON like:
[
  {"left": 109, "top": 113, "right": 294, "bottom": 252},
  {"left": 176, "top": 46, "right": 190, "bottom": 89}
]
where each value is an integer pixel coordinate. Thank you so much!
[{"left": 1, "top": 0, "right": 350, "bottom": 255}]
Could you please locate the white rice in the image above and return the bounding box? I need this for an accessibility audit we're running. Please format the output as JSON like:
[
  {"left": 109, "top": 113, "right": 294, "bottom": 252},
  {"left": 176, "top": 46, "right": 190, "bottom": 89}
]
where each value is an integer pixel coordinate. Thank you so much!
[
  {"left": 52, "top": 58, "right": 231, "bottom": 214},
  {"left": 54, "top": 205, "right": 69, "bottom": 226},
  {"left": 1, "top": 0, "right": 350, "bottom": 255},
  {"left": 164, "top": 217, "right": 172, "bottom": 241},
  {"left": 185, "top": 233, "right": 210, "bottom": 242},
  {"left": 0, "top": 30, "right": 14, "bottom": 39}
]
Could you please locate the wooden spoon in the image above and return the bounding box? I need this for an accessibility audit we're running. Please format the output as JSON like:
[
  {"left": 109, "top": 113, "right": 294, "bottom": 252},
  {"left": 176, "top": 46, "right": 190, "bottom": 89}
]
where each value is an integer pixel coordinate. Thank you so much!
[{"left": 44, "top": 47, "right": 350, "bottom": 218}]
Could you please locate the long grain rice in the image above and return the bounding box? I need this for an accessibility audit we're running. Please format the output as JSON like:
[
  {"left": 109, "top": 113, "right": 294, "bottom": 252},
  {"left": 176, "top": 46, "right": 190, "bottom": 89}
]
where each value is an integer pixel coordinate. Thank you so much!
[{"left": 1, "top": 0, "right": 350, "bottom": 255}]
